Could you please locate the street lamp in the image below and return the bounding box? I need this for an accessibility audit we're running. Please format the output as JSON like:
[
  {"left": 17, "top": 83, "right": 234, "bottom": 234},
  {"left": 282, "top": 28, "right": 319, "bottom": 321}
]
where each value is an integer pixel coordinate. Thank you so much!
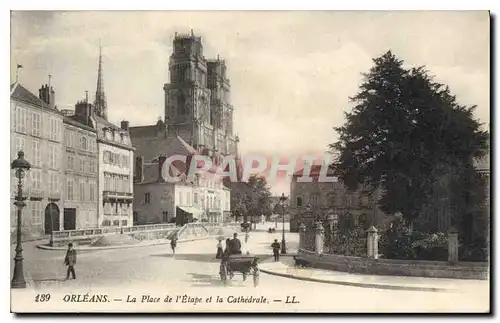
[
  {"left": 11, "top": 151, "right": 31, "bottom": 289},
  {"left": 327, "top": 213, "right": 338, "bottom": 250},
  {"left": 280, "top": 193, "right": 287, "bottom": 254}
]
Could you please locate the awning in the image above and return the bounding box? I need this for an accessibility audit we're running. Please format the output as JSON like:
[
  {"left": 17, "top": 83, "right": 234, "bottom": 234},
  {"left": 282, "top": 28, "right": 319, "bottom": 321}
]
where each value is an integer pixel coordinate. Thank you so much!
[{"left": 177, "top": 206, "right": 204, "bottom": 217}]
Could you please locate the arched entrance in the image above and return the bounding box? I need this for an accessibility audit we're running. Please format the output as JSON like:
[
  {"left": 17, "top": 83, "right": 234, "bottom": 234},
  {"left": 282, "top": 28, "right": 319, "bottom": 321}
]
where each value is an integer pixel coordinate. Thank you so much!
[{"left": 44, "top": 203, "right": 60, "bottom": 234}]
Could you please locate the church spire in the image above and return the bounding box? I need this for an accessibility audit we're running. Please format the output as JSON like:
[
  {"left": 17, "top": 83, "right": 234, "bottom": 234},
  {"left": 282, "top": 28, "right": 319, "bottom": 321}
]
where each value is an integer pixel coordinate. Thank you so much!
[{"left": 94, "top": 39, "right": 107, "bottom": 120}]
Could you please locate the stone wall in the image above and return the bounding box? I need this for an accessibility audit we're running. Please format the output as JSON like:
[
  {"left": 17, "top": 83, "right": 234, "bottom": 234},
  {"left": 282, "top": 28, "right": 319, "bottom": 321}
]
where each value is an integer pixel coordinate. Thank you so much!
[{"left": 295, "top": 249, "right": 489, "bottom": 280}]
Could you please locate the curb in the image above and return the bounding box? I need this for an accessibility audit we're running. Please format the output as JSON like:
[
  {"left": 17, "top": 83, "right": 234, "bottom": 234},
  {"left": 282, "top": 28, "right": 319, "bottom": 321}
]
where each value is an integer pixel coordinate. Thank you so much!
[
  {"left": 35, "top": 236, "right": 219, "bottom": 251},
  {"left": 258, "top": 267, "right": 450, "bottom": 293}
]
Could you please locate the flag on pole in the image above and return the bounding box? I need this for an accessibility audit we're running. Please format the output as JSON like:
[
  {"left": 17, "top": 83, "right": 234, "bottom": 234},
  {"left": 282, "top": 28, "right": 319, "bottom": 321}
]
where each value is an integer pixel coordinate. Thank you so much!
[{"left": 17, "top": 64, "right": 23, "bottom": 69}]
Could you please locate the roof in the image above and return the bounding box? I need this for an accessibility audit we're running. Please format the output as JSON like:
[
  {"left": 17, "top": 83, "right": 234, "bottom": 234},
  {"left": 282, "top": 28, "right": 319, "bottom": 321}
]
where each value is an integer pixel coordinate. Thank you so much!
[
  {"left": 10, "top": 82, "right": 53, "bottom": 110},
  {"left": 94, "top": 114, "right": 125, "bottom": 132},
  {"left": 63, "top": 116, "right": 96, "bottom": 133},
  {"left": 293, "top": 164, "right": 336, "bottom": 177},
  {"left": 131, "top": 134, "right": 199, "bottom": 162}
]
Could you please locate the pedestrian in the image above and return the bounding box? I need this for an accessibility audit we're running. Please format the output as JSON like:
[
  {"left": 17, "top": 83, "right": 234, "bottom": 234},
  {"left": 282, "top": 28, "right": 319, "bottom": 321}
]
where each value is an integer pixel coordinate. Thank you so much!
[
  {"left": 230, "top": 233, "right": 242, "bottom": 255},
  {"left": 64, "top": 243, "right": 77, "bottom": 280},
  {"left": 171, "top": 235, "right": 177, "bottom": 257},
  {"left": 271, "top": 239, "right": 281, "bottom": 262},
  {"left": 215, "top": 238, "right": 224, "bottom": 259},
  {"left": 244, "top": 229, "right": 249, "bottom": 243}
]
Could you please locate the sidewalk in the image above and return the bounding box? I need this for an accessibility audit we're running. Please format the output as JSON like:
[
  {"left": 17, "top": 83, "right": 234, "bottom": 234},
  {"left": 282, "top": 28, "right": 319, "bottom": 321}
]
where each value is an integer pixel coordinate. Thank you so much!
[
  {"left": 259, "top": 257, "right": 490, "bottom": 293},
  {"left": 36, "top": 236, "right": 214, "bottom": 251}
]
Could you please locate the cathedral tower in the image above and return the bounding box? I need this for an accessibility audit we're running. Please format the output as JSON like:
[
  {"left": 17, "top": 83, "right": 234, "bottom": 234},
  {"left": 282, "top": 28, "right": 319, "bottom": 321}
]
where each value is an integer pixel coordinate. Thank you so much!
[{"left": 163, "top": 31, "right": 238, "bottom": 156}]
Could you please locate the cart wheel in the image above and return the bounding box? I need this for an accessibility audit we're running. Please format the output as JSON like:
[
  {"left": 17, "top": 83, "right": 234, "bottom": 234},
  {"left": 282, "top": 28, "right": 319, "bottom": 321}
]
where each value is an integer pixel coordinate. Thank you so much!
[{"left": 253, "top": 268, "right": 260, "bottom": 287}]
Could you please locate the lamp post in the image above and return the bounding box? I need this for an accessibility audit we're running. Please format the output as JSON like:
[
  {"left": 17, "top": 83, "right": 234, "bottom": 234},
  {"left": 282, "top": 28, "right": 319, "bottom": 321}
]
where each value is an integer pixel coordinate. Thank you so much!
[
  {"left": 280, "top": 193, "right": 287, "bottom": 254},
  {"left": 11, "top": 151, "right": 31, "bottom": 289},
  {"left": 327, "top": 213, "right": 338, "bottom": 252}
]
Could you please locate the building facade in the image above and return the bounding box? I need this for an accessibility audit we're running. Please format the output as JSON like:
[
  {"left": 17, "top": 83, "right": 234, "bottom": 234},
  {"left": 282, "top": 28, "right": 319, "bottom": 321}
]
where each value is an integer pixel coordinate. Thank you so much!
[
  {"left": 95, "top": 118, "right": 134, "bottom": 227},
  {"left": 133, "top": 138, "right": 231, "bottom": 225},
  {"left": 289, "top": 165, "right": 385, "bottom": 232},
  {"left": 10, "top": 82, "right": 64, "bottom": 238},
  {"left": 62, "top": 101, "right": 99, "bottom": 230}
]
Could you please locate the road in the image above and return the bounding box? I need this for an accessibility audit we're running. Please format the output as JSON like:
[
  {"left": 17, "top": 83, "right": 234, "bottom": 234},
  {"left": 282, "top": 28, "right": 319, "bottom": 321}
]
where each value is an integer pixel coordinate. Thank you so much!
[{"left": 10, "top": 230, "right": 489, "bottom": 313}]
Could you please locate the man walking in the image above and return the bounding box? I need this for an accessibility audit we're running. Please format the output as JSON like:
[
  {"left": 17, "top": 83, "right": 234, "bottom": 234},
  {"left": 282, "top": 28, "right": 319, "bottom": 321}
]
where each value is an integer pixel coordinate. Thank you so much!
[
  {"left": 64, "top": 243, "right": 77, "bottom": 280},
  {"left": 271, "top": 239, "right": 281, "bottom": 262},
  {"left": 171, "top": 235, "right": 178, "bottom": 257}
]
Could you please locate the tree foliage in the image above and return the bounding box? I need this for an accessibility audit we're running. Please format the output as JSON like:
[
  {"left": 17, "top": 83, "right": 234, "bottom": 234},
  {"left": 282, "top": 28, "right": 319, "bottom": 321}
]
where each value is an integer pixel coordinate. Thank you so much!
[
  {"left": 331, "top": 51, "right": 488, "bottom": 224},
  {"left": 225, "top": 175, "right": 273, "bottom": 221}
]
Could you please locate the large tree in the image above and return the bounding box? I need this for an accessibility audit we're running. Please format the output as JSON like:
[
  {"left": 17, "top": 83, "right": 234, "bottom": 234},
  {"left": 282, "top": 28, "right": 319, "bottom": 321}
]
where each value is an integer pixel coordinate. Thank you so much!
[
  {"left": 331, "top": 51, "right": 488, "bottom": 226},
  {"left": 225, "top": 175, "right": 273, "bottom": 223}
]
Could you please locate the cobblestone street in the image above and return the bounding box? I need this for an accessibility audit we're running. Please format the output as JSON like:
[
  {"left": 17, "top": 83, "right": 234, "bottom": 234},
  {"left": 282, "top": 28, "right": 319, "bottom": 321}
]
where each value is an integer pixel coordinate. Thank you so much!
[{"left": 10, "top": 229, "right": 489, "bottom": 313}]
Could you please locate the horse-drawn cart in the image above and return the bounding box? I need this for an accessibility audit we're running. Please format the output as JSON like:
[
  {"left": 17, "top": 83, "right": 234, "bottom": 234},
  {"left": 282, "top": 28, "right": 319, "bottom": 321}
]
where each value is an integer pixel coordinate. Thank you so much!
[{"left": 220, "top": 254, "right": 259, "bottom": 287}]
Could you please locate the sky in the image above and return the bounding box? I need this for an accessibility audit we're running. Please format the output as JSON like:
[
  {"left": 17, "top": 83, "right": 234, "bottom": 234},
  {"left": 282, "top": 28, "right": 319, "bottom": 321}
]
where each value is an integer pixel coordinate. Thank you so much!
[{"left": 10, "top": 11, "right": 490, "bottom": 195}]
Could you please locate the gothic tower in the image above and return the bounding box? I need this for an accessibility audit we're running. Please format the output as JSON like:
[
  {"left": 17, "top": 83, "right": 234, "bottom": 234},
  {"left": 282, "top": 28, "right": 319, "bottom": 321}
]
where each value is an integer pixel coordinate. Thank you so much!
[
  {"left": 94, "top": 41, "right": 108, "bottom": 120},
  {"left": 163, "top": 31, "right": 238, "bottom": 157}
]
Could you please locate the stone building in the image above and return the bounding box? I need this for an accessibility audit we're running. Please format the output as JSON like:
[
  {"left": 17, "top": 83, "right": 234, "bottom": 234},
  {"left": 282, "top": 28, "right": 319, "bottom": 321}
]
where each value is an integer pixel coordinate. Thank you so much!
[
  {"left": 10, "top": 81, "right": 64, "bottom": 238},
  {"left": 133, "top": 136, "right": 231, "bottom": 225},
  {"left": 129, "top": 31, "right": 239, "bottom": 224},
  {"left": 62, "top": 100, "right": 99, "bottom": 230},
  {"left": 91, "top": 43, "right": 135, "bottom": 228},
  {"left": 289, "top": 164, "right": 384, "bottom": 232}
]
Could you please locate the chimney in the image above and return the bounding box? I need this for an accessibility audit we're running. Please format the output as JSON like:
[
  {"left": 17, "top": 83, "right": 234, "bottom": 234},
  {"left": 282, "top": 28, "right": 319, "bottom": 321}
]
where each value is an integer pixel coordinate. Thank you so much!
[
  {"left": 49, "top": 86, "right": 56, "bottom": 109},
  {"left": 38, "top": 84, "right": 55, "bottom": 109},
  {"left": 121, "top": 120, "right": 130, "bottom": 132},
  {"left": 134, "top": 155, "right": 144, "bottom": 183},
  {"left": 158, "top": 155, "right": 167, "bottom": 181},
  {"left": 75, "top": 101, "right": 92, "bottom": 126}
]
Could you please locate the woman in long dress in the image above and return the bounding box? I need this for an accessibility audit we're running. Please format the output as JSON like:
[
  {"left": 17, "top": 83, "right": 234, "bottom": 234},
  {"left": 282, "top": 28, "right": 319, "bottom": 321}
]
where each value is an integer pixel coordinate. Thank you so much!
[{"left": 215, "top": 239, "right": 224, "bottom": 259}]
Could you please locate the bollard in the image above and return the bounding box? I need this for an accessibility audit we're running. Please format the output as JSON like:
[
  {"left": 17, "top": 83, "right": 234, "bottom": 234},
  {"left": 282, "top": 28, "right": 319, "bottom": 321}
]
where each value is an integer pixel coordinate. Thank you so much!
[
  {"left": 299, "top": 223, "right": 306, "bottom": 250},
  {"left": 367, "top": 226, "right": 379, "bottom": 259},
  {"left": 448, "top": 227, "right": 459, "bottom": 263},
  {"left": 315, "top": 221, "right": 325, "bottom": 255}
]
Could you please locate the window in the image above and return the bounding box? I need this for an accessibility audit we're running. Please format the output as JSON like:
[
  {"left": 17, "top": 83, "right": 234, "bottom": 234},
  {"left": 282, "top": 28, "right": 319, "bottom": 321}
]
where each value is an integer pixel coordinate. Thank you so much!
[
  {"left": 48, "top": 144, "right": 58, "bottom": 169},
  {"left": 122, "top": 155, "right": 129, "bottom": 168},
  {"left": 67, "top": 178, "right": 74, "bottom": 200},
  {"left": 89, "top": 181, "right": 95, "bottom": 202},
  {"left": 31, "top": 200, "right": 42, "bottom": 225},
  {"left": 31, "top": 169, "right": 41, "bottom": 191},
  {"left": 296, "top": 196, "right": 303, "bottom": 207},
  {"left": 32, "top": 139, "right": 40, "bottom": 167},
  {"left": 32, "top": 112, "right": 41, "bottom": 137},
  {"left": 79, "top": 156, "right": 85, "bottom": 173},
  {"left": 80, "top": 180, "right": 86, "bottom": 201},
  {"left": 113, "top": 220, "right": 120, "bottom": 226},
  {"left": 49, "top": 173, "right": 59, "bottom": 194},
  {"left": 145, "top": 193, "right": 151, "bottom": 204},
  {"left": 121, "top": 220, "right": 128, "bottom": 226},
  {"left": 102, "top": 220, "right": 111, "bottom": 227},
  {"left": 81, "top": 136, "right": 87, "bottom": 150},
  {"left": 311, "top": 193, "right": 319, "bottom": 206},
  {"left": 89, "top": 158, "right": 96, "bottom": 173},
  {"left": 67, "top": 155, "right": 74, "bottom": 171},
  {"left": 194, "top": 193, "right": 199, "bottom": 205},
  {"left": 15, "top": 107, "right": 27, "bottom": 133},
  {"left": 50, "top": 118, "right": 58, "bottom": 141}
]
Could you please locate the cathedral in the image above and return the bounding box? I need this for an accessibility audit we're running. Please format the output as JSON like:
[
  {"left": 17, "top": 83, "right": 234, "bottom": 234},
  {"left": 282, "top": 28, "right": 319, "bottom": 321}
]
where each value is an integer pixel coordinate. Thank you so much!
[{"left": 130, "top": 31, "right": 239, "bottom": 163}]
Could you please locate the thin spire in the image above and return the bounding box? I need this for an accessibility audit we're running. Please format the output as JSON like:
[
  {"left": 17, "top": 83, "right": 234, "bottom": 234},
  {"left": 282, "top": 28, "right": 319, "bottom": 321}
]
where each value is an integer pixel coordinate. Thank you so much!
[{"left": 94, "top": 39, "right": 107, "bottom": 120}]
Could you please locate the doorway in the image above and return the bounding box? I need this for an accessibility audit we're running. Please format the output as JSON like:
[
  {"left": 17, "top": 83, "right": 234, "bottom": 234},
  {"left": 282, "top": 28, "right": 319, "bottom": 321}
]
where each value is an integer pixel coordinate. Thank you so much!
[
  {"left": 44, "top": 203, "right": 60, "bottom": 234},
  {"left": 63, "top": 208, "right": 76, "bottom": 231}
]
